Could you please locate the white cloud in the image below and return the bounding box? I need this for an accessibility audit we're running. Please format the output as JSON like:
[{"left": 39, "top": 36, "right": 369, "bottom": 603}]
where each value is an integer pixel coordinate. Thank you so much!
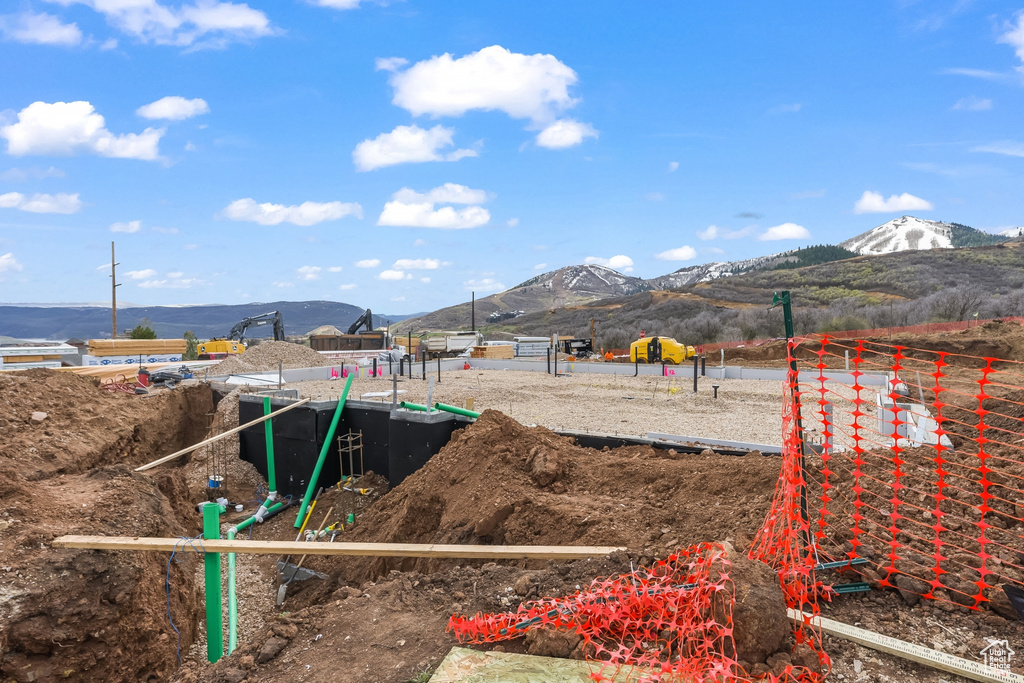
[
  {"left": 99, "top": 38, "right": 117, "bottom": 50},
  {"left": 375, "top": 56, "right": 408, "bottom": 72},
  {"left": 327, "top": 265, "right": 343, "bottom": 272},
  {"left": 55, "top": 0, "right": 274, "bottom": 48},
  {"left": 972, "top": 140, "right": 1024, "bottom": 157},
  {"left": 413, "top": 238, "right": 426, "bottom": 247},
  {"left": 952, "top": 96, "right": 992, "bottom": 111},
  {"left": 393, "top": 183, "right": 489, "bottom": 205},
  {"left": 297, "top": 265, "right": 321, "bottom": 280},
  {"left": 0, "top": 252, "right": 23, "bottom": 274},
  {"left": 0, "top": 191, "right": 81, "bottom": 214},
  {"left": 533, "top": 262, "right": 547, "bottom": 270},
  {"left": 184, "top": 141, "right": 196, "bottom": 151},
  {"left": 338, "top": 283, "right": 357, "bottom": 290},
  {"left": 222, "top": 198, "right": 362, "bottom": 225},
  {"left": 535, "top": 119, "right": 598, "bottom": 149},
  {"left": 464, "top": 278, "right": 505, "bottom": 293},
  {"left": 183, "top": 243, "right": 197, "bottom": 250},
  {"left": 354, "top": 258, "right": 380, "bottom": 268},
  {"left": 313, "top": 0, "right": 363, "bottom": 8},
  {"left": 655, "top": 245, "right": 697, "bottom": 261},
  {"left": 378, "top": 201, "right": 490, "bottom": 229},
  {"left": 507, "top": 217, "right": 519, "bottom": 227},
  {"left": 390, "top": 45, "right": 579, "bottom": 123},
  {"left": 0, "top": 166, "right": 64, "bottom": 181},
  {"left": 941, "top": 67, "right": 1005, "bottom": 80},
  {"left": 378, "top": 269, "right": 410, "bottom": 281},
  {"left": 998, "top": 11, "right": 1024, "bottom": 66},
  {"left": 137, "top": 96, "right": 210, "bottom": 120},
  {"left": 419, "top": 277, "right": 430, "bottom": 283},
  {"left": 0, "top": 11, "right": 82, "bottom": 46},
  {"left": 853, "top": 191, "right": 934, "bottom": 214},
  {"left": 759, "top": 222, "right": 811, "bottom": 241},
  {"left": 393, "top": 258, "right": 442, "bottom": 270},
  {"left": 139, "top": 275, "right": 203, "bottom": 288},
  {"left": 352, "top": 124, "right": 476, "bottom": 172},
  {"left": 166, "top": 271, "right": 183, "bottom": 278},
  {"left": 697, "top": 225, "right": 718, "bottom": 240},
  {"left": 584, "top": 255, "right": 633, "bottom": 273},
  {"left": 110, "top": 220, "right": 142, "bottom": 233},
  {"left": 668, "top": 161, "right": 679, "bottom": 173},
  {"left": 0, "top": 101, "right": 164, "bottom": 161},
  {"left": 125, "top": 268, "right": 157, "bottom": 279}
]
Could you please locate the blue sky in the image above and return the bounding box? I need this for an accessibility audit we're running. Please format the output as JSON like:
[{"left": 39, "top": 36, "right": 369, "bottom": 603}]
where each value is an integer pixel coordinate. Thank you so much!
[{"left": 1, "top": 1, "right": 1023, "bottom": 313}]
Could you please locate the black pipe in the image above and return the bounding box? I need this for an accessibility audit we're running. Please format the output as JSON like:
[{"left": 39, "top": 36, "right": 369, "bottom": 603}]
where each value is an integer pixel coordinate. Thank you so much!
[
  {"left": 399, "top": 357, "right": 404, "bottom": 376},
  {"left": 372, "top": 357, "right": 377, "bottom": 378},
  {"left": 547, "top": 349, "right": 551, "bottom": 374},
  {"left": 554, "top": 348, "right": 558, "bottom": 376},
  {"left": 701, "top": 355, "right": 706, "bottom": 377},
  {"left": 389, "top": 355, "right": 393, "bottom": 375},
  {"left": 437, "top": 355, "right": 441, "bottom": 382},
  {"left": 422, "top": 352, "right": 426, "bottom": 381},
  {"left": 661, "top": 362, "right": 665, "bottom": 377},
  {"left": 693, "top": 354, "right": 698, "bottom": 393},
  {"left": 634, "top": 359, "right": 638, "bottom": 377},
  {"left": 712, "top": 384, "right": 720, "bottom": 399}
]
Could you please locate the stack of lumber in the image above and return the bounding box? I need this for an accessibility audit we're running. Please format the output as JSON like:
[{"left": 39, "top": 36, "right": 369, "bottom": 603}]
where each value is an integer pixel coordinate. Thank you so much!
[
  {"left": 87, "top": 339, "right": 187, "bottom": 357},
  {"left": 471, "top": 345, "right": 514, "bottom": 360}
]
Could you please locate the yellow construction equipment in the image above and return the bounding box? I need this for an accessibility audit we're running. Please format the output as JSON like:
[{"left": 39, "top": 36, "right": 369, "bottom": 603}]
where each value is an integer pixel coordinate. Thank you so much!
[
  {"left": 197, "top": 339, "right": 246, "bottom": 359},
  {"left": 629, "top": 336, "right": 695, "bottom": 364}
]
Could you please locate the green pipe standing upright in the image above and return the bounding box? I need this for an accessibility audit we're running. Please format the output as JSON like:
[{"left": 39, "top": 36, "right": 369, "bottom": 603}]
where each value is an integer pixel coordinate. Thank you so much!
[
  {"left": 202, "top": 503, "right": 224, "bottom": 663},
  {"left": 263, "top": 396, "right": 277, "bottom": 492},
  {"left": 294, "top": 374, "right": 354, "bottom": 527}
]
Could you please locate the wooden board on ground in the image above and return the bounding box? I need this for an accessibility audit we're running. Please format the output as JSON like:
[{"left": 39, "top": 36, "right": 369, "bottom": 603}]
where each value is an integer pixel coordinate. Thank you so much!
[
  {"left": 53, "top": 535, "right": 624, "bottom": 559},
  {"left": 429, "top": 647, "right": 651, "bottom": 683}
]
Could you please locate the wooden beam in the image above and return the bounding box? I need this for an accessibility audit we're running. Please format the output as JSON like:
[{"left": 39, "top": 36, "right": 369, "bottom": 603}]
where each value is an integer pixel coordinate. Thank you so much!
[
  {"left": 53, "top": 535, "right": 625, "bottom": 560},
  {"left": 134, "top": 398, "right": 312, "bottom": 472},
  {"left": 789, "top": 609, "right": 1024, "bottom": 683}
]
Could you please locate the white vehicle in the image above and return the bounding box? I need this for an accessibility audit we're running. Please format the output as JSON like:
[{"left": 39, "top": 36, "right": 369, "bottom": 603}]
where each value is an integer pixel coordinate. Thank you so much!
[{"left": 421, "top": 331, "right": 482, "bottom": 359}]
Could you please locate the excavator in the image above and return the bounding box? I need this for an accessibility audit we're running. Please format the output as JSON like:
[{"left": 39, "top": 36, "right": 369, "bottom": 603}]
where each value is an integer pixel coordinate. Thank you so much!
[
  {"left": 346, "top": 308, "right": 373, "bottom": 335},
  {"left": 198, "top": 311, "right": 286, "bottom": 359},
  {"left": 308, "top": 309, "right": 389, "bottom": 351}
]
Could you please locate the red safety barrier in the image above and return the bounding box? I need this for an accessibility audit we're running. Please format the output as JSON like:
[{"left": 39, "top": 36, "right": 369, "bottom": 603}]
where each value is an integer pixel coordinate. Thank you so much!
[
  {"left": 752, "top": 336, "right": 1024, "bottom": 615},
  {"left": 448, "top": 542, "right": 826, "bottom": 682}
]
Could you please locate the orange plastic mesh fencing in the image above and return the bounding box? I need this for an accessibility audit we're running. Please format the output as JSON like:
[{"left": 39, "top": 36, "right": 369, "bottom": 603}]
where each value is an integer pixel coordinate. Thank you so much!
[
  {"left": 752, "top": 335, "right": 1024, "bottom": 615},
  {"left": 448, "top": 542, "right": 825, "bottom": 682}
]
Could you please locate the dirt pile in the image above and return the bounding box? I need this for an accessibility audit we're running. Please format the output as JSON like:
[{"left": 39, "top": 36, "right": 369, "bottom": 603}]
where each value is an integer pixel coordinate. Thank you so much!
[
  {"left": 214, "top": 341, "right": 333, "bottom": 375},
  {"left": 0, "top": 369, "right": 214, "bottom": 682},
  {"left": 334, "top": 409, "right": 782, "bottom": 582}
]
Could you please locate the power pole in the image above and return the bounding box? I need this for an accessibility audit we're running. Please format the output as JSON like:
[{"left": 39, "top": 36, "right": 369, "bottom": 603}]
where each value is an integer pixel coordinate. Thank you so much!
[
  {"left": 471, "top": 291, "right": 475, "bottom": 331},
  {"left": 111, "top": 241, "right": 121, "bottom": 339},
  {"left": 590, "top": 318, "right": 596, "bottom": 350}
]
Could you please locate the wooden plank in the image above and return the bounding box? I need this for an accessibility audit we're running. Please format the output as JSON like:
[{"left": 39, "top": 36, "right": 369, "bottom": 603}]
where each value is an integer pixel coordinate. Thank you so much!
[
  {"left": 53, "top": 535, "right": 624, "bottom": 559},
  {"left": 134, "top": 398, "right": 312, "bottom": 472},
  {"left": 789, "top": 609, "right": 1024, "bottom": 683},
  {"left": 430, "top": 646, "right": 651, "bottom": 682}
]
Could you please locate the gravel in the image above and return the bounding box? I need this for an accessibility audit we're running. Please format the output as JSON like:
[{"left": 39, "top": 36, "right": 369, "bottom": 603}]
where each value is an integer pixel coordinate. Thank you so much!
[
  {"left": 214, "top": 342, "right": 333, "bottom": 375},
  {"left": 286, "top": 370, "right": 784, "bottom": 445}
]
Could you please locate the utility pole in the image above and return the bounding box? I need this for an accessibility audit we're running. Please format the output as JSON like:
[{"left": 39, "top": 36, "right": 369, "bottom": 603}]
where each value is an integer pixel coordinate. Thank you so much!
[
  {"left": 590, "top": 318, "right": 596, "bottom": 350},
  {"left": 471, "top": 291, "right": 475, "bottom": 332},
  {"left": 111, "top": 241, "right": 121, "bottom": 339}
]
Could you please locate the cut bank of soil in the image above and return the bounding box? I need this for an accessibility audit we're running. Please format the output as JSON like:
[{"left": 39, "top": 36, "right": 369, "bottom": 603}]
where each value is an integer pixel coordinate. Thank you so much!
[{"left": 0, "top": 369, "right": 214, "bottom": 682}]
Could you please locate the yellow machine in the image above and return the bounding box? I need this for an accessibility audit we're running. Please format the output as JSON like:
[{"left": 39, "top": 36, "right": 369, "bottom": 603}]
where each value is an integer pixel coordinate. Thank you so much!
[
  {"left": 197, "top": 339, "right": 246, "bottom": 359},
  {"left": 629, "top": 336, "right": 696, "bottom": 364}
]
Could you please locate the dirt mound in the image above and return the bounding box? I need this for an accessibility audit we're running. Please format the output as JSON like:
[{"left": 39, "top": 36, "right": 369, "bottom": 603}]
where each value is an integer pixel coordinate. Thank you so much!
[
  {"left": 335, "top": 410, "right": 781, "bottom": 582},
  {"left": 0, "top": 369, "right": 215, "bottom": 682},
  {"left": 214, "top": 341, "right": 333, "bottom": 375}
]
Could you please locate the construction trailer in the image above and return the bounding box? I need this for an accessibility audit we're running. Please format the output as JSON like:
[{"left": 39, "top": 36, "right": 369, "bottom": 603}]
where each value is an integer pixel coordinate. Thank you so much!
[{"left": 309, "top": 332, "right": 389, "bottom": 352}]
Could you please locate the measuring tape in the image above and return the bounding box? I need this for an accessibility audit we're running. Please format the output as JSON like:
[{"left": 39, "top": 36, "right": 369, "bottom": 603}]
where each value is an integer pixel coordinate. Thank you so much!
[{"left": 790, "top": 609, "right": 1024, "bottom": 683}]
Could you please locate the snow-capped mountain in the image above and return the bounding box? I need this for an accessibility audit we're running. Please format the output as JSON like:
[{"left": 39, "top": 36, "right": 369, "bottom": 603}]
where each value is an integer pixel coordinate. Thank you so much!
[
  {"left": 839, "top": 216, "right": 1004, "bottom": 255},
  {"left": 999, "top": 226, "right": 1024, "bottom": 239},
  {"left": 513, "top": 264, "right": 652, "bottom": 299},
  {"left": 647, "top": 254, "right": 782, "bottom": 289}
]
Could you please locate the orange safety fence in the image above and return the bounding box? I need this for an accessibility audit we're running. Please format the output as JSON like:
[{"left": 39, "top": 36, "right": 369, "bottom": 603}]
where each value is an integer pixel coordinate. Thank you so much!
[
  {"left": 448, "top": 542, "right": 825, "bottom": 682},
  {"left": 752, "top": 335, "right": 1024, "bottom": 616},
  {"left": 701, "top": 316, "right": 1024, "bottom": 354}
]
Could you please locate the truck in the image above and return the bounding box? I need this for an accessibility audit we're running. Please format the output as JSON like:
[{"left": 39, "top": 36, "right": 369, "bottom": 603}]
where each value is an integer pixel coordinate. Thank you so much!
[
  {"left": 419, "top": 331, "right": 483, "bottom": 359},
  {"left": 629, "top": 336, "right": 696, "bottom": 364},
  {"left": 308, "top": 309, "right": 390, "bottom": 352}
]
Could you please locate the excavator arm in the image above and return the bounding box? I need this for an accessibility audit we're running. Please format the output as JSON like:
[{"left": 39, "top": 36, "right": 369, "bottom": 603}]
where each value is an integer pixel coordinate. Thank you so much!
[
  {"left": 346, "top": 309, "right": 373, "bottom": 335},
  {"left": 228, "top": 311, "right": 285, "bottom": 345}
]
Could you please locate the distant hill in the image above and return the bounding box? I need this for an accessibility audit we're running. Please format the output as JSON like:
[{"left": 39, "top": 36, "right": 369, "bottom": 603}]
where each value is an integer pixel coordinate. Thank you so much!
[
  {"left": 394, "top": 264, "right": 652, "bottom": 333},
  {"left": 839, "top": 216, "right": 1005, "bottom": 255},
  {"left": 0, "top": 301, "right": 415, "bottom": 340}
]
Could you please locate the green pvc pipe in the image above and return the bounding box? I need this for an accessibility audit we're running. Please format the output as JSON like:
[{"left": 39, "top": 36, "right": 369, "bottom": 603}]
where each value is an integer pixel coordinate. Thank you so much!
[
  {"left": 227, "top": 529, "right": 237, "bottom": 655},
  {"left": 202, "top": 503, "right": 224, "bottom": 663},
  {"left": 399, "top": 400, "right": 429, "bottom": 412},
  {"left": 434, "top": 402, "right": 481, "bottom": 418},
  {"left": 230, "top": 500, "right": 287, "bottom": 534},
  {"left": 262, "top": 396, "right": 277, "bottom": 493},
  {"left": 294, "top": 374, "right": 354, "bottom": 527}
]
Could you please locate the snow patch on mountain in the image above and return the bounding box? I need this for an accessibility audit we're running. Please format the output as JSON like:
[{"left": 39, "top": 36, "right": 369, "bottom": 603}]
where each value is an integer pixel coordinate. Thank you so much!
[
  {"left": 999, "top": 226, "right": 1024, "bottom": 239},
  {"left": 839, "top": 216, "right": 955, "bottom": 255}
]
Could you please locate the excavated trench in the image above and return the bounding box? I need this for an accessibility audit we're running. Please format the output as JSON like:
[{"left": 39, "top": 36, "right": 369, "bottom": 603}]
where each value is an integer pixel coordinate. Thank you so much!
[{"left": 0, "top": 371, "right": 215, "bottom": 683}]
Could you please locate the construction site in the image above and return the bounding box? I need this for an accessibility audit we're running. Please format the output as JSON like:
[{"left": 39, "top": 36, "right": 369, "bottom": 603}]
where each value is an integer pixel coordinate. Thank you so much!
[{"left": 0, "top": 314, "right": 1023, "bottom": 683}]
